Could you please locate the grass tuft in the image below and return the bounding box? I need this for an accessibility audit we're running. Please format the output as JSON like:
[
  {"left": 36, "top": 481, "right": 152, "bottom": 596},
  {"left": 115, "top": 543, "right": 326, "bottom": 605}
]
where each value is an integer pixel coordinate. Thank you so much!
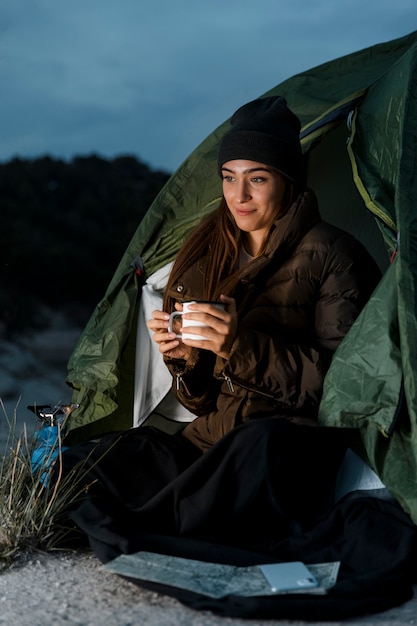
[{"left": 0, "top": 400, "right": 91, "bottom": 570}]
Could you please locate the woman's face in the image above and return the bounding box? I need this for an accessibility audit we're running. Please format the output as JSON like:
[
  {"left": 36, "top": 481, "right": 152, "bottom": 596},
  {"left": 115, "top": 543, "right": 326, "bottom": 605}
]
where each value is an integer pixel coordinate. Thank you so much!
[{"left": 221, "top": 159, "right": 287, "bottom": 256}]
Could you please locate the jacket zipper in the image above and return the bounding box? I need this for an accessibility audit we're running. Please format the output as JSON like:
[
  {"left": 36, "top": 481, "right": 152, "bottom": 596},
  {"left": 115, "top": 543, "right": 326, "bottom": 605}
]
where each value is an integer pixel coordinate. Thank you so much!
[
  {"left": 221, "top": 371, "right": 276, "bottom": 400},
  {"left": 223, "top": 374, "right": 235, "bottom": 393},
  {"left": 177, "top": 368, "right": 276, "bottom": 401},
  {"left": 175, "top": 372, "right": 191, "bottom": 396}
]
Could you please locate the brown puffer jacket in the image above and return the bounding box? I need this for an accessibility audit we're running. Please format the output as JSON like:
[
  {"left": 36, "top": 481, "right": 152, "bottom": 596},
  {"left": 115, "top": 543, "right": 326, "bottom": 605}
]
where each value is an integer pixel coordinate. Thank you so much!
[{"left": 164, "top": 190, "right": 382, "bottom": 451}]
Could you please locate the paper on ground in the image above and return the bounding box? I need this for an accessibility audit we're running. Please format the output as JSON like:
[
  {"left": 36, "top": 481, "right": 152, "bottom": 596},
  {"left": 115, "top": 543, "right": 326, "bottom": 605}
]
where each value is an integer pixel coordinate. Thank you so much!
[{"left": 105, "top": 551, "right": 340, "bottom": 599}]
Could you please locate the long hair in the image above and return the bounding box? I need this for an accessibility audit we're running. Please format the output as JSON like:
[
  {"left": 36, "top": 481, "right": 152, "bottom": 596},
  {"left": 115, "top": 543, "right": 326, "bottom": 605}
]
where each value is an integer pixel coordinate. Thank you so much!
[{"left": 163, "top": 176, "right": 300, "bottom": 311}]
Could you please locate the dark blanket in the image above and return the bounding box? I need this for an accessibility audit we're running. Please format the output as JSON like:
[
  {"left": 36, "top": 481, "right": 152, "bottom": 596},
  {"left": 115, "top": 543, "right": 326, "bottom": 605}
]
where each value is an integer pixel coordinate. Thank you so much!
[{"left": 60, "top": 418, "right": 417, "bottom": 620}]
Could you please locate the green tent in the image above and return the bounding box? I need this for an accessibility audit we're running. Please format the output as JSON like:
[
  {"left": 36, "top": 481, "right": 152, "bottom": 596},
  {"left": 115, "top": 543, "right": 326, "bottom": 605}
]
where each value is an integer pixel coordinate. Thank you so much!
[{"left": 65, "top": 31, "right": 417, "bottom": 523}]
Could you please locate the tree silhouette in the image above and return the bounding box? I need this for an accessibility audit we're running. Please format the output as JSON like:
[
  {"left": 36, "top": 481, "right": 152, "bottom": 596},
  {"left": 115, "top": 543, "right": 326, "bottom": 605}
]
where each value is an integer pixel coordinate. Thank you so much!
[{"left": 0, "top": 155, "right": 170, "bottom": 334}]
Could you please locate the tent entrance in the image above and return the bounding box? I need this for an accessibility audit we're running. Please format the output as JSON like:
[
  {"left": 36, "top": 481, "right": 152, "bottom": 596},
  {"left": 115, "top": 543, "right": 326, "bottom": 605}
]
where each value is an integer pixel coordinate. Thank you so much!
[{"left": 306, "top": 119, "right": 389, "bottom": 271}]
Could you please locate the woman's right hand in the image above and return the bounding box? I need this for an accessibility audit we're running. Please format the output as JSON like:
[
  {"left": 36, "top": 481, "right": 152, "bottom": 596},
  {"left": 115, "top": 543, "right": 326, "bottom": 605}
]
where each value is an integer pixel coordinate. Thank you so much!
[{"left": 147, "top": 307, "right": 193, "bottom": 360}]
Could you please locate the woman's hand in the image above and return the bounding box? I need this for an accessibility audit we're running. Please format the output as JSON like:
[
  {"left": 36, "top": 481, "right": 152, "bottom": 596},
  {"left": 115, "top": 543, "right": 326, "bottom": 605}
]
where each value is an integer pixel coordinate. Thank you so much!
[
  {"left": 180, "top": 295, "right": 237, "bottom": 359},
  {"left": 147, "top": 303, "right": 193, "bottom": 360},
  {"left": 147, "top": 295, "right": 238, "bottom": 360}
]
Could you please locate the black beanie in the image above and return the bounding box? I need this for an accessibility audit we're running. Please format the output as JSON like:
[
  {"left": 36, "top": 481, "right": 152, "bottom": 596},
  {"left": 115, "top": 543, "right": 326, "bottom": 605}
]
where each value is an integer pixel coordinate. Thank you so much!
[{"left": 218, "top": 96, "right": 304, "bottom": 186}]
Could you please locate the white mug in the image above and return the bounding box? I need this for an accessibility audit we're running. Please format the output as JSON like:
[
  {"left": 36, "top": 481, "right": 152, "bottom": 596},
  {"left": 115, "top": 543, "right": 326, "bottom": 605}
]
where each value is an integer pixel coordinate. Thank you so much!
[{"left": 168, "top": 301, "right": 226, "bottom": 341}]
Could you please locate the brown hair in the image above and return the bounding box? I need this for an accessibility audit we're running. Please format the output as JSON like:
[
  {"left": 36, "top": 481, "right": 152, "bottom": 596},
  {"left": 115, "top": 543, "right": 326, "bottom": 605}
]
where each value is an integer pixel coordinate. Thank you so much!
[{"left": 163, "top": 177, "right": 299, "bottom": 311}]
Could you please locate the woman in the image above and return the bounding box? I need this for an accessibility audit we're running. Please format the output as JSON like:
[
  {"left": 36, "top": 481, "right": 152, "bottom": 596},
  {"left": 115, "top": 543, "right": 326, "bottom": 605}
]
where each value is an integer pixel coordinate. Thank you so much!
[
  {"left": 147, "top": 95, "right": 381, "bottom": 451},
  {"left": 59, "top": 96, "right": 381, "bottom": 556}
]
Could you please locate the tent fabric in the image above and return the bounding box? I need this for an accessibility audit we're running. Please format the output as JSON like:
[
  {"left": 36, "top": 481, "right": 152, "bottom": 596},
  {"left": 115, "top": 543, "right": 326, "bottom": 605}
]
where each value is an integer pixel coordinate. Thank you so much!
[
  {"left": 318, "top": 35, "right": 417, "bottom": 523},
  {"left": 132, "top": 262, "right": 172, "bottom": 427},
  {"left": 65, "top": 31, "right": 417, "bottom": 524},
  {"left": 132, "top": 261, "right": 195, "bottom": 427}
]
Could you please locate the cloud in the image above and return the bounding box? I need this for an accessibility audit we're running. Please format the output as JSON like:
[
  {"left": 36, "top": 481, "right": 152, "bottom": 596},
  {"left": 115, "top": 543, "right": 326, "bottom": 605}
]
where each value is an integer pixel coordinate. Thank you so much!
[{"left": 0, "top": 0, "right": 416, "bottom": 170}]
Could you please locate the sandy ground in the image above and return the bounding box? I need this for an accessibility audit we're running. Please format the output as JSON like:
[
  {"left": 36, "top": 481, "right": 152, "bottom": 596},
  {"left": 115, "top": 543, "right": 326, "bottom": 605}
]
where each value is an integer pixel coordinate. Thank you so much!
[
  {"left": 0, "top": 549, "right": 415, "bottom": 626},
  {"left": 0, "top": 319, "right": 416, "bottom": 625}
]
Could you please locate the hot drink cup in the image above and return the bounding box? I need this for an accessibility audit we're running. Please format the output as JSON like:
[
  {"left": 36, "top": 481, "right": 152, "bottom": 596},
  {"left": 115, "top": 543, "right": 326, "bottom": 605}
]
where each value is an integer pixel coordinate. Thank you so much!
[{"left": 168, "top": 301, "right": 226, "bottom": 341}]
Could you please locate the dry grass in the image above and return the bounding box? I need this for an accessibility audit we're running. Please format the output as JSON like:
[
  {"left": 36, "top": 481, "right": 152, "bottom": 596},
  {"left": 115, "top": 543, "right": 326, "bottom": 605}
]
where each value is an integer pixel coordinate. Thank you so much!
[{"left": 0, "top": 401, "right": 90, "bottom": 569}]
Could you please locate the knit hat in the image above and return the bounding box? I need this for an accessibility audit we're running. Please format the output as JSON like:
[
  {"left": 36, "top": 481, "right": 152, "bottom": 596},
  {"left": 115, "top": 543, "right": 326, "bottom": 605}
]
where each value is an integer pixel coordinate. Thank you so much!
[{"left": 218, "top": 96, "right": 304, "bottom": 186}]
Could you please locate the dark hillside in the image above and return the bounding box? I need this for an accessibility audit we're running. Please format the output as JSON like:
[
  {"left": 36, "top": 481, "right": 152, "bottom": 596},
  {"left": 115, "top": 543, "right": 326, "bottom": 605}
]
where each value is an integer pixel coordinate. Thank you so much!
[{"left": 0, "top": 155, "right": 171, "bottom": 334}]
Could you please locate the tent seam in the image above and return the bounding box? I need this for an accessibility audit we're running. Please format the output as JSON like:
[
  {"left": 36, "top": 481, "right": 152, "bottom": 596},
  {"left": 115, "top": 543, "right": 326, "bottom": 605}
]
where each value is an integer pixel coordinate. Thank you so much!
[{"left": 347, "top": 111, "right": 397, "bottom": 232}]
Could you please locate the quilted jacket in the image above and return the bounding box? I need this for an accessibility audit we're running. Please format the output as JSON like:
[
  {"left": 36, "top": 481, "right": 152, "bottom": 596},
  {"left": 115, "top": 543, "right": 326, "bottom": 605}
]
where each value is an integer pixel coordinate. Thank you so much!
[{"left": 164, "top": 189, "right": 381, "bottom": 451}]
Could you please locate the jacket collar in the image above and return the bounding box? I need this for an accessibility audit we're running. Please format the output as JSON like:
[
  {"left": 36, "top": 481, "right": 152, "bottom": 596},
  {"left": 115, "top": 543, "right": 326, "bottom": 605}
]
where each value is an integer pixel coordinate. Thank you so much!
[
  {"left": 266, "top": 188, "right": 321, "bottom": 257},
  {"left": 238, "top": 189, "right": 321, "bottom": 281}
]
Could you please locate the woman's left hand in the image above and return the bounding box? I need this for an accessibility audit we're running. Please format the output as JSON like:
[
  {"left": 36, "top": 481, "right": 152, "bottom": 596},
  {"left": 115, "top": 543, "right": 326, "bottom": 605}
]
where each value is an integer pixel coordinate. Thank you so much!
[{"left": 181, "top": 295, "right": 237, "bottom": 360}]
